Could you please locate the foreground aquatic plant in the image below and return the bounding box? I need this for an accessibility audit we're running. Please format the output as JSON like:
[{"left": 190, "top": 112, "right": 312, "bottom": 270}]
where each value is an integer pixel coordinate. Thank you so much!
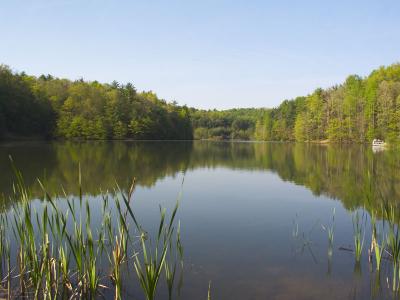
[
  {"left": 364, "top": 176, "right": 387, "bottom": 272},
  {"left": 383, "top": 202, "right": 400, "bottom": 293},
  {"left": 321, "top": 208, "right": 335, "bottom": 275},
  {"left": 110, "top": 228, "right": 126, "bottom": 300},
  {"left": 0, "top": 214, "right": 11, "bottom": 299},
  {"left": 369, "top": 211, "right": 386, "bottom": 272},
  {"left": 133, "top": 201, "right": 179, "bottom": 300},
  {"left": 292, "top": 213, "right": 299, "bottom": 238},
  {"left": 352, "top": 211, "right": 365, "bottom": 263},
  {"left": 322, "top": 208, "right": 335, "bottom": 256},
  {"left": 165, "top": 220, "right": 184, "bottom": 300},
  {"left": 291, "top": 215, "right": 319, "bottom": 264},
  {"left": 0, "top": 161, "right": 185, "bottom": 300}
]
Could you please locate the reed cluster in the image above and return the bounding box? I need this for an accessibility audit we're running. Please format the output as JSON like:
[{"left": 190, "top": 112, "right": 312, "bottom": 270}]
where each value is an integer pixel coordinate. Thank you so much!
[
  {"left": 322, "top": 208, "right": 335, "bottom": 258},
  {"left": 352, "top": 211, "right": 365, "bottom": 263},
  {"left": 382, "top": 203, "right": 400, "bottom": 293},
  {"left": 347, "top": 202, "right": 400, "bottom": 295},
  {"left": 0, "top": 166, "right": 183, "bottom": 300}
]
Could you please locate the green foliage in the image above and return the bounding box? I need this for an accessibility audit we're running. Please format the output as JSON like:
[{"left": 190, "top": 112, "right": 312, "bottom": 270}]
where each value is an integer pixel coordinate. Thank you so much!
[
  {"left": 2, "top": 63, "right": 400, "bottom": 142},
  {"left": 0, "top": 65, "right": 56, "bottom": 138},
  {"left": 254, "top": 64, "right": 400, "bottom": 143},
  {"left": 352, "top": 211, "right": 365, "bottom": 262},
  {"left": 254, "top": 111, "right": 272, "bottom": 140},
  {"left": 0, "top": 65, "right": 193, "bottom": 140},
  {"left": 294, "top": 113, "right": 307, "bottom": 141},
  {"left": 0, "top": 166, "right": 184, "bottom": 299},
  {"left": 191, "top": 108, "right": 265, "bottom": 140},
  {"left": 254, "top": 97, "right": 306, "bottom": 141}
]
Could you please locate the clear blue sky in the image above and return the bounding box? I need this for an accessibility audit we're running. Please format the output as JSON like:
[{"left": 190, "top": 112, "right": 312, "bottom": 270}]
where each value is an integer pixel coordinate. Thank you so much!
[{"left": 1, "top": 0, "right": 399, "bottom": 109}]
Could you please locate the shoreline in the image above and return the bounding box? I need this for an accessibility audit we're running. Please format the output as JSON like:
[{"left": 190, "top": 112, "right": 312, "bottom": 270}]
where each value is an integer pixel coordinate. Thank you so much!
[{"left": 0, "top": 137, "right": 389, "bottom": 146}]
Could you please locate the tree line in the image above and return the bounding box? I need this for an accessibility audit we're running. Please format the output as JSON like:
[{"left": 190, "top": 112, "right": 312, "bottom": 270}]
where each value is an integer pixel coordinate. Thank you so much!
[
  {"left": 1, "top": 63, "right": 400, "bottom": 142},
  {"left": 190, "top": 108, "right": 265, "bottom": 140},
  {"left": 0, "top": 65, "right": 192, "bottom": 140},
  {"left": 186, "top": 63, "right": 400, "bottom": 142},
  {"left": 254, "top": 63, "right": 400, "bottom": 143}
]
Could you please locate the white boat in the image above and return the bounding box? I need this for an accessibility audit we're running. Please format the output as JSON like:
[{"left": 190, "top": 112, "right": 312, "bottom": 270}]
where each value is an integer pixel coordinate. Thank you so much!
[
  {"left": 372, "top": 139, "right": 386, "bottom": 152},
  {"left": 372, "top": 139, "right": 386, "bottom": 146}
]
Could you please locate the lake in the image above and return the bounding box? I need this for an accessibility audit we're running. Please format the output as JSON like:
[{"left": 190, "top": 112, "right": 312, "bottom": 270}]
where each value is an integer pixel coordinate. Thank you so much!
[{"left": 0, "top": 141, "right": 399, "bottom": 299}]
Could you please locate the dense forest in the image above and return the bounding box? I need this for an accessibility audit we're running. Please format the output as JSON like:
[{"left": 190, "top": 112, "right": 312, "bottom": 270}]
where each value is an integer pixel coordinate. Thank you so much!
[
  {"left": 1, "top": 63, "right": 400, "bottom": 142},
  {"left": 190, "top": 108, "right": 266, "bottom": 140},
  {"left": 253, "top": 63, "right": 400, "bottom": 143},
  {"left": 0, "top": 65, "right": 192, "bottom": 140}
]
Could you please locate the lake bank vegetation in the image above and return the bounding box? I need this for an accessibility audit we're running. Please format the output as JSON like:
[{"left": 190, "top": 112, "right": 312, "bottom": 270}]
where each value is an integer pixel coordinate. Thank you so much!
[
  {"left": 1, "top": 63, "right": 400, "bottom": 143},
  {"left": 254, "top": 63, "right": 400, "bottom": 143},
  {"left": 0, "top": 65, "right": 192, "bottom": 140}
]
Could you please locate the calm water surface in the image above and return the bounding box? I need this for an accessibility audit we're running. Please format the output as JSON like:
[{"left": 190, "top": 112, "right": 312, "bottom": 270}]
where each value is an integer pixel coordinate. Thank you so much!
[{"left": 1, "top": 141, "right": 399, "bottom": 299}]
